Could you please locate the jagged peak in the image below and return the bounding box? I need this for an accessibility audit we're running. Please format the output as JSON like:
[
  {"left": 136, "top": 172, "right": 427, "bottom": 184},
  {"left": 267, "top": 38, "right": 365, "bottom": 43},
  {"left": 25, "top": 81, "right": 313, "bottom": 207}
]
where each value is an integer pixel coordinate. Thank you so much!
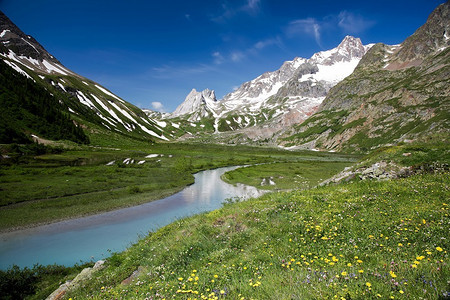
[
  {"left": 308, "top": 35, "right": 371, "bottom": 66},
  {"left": 338, "top": 35, "right": 362, "bottom": 48},
  {"left": 171, "top": 88, "right": 217, "bottom": 117}
]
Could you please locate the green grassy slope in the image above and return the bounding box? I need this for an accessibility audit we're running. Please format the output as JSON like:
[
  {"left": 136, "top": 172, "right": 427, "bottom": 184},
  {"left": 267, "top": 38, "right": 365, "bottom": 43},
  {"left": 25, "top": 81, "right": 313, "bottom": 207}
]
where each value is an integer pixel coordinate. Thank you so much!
[
  {"left": 0, "top": 60, "right": 89, "bottom": 144},
  {"left": 65, "top": 170, "right": 449, "bottom": 299}
]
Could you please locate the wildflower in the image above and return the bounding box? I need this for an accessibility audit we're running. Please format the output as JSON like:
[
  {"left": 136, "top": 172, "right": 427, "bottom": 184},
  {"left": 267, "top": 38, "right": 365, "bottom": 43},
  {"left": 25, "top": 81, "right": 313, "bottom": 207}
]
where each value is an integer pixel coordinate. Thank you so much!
[
  {"left": 399, "top": 290, "right": 404, "bottom": 294},
  {"left": 358, "top": 270, "right": 364, "bottom": 273},
  {"left": 178, "top": 277, "right": 183, "bottom": 281},
  {"left": 347, "top": 263, "right": 352, "bottom": 267},
  {"left": 366, "top": 282, "right": 372, "bottom": 287},
  {"left": 436, "top": 247, "right": 443, "bottom": 252},
  {"left": 390, "top": 271, "right": 397, "bottom": 278},
  {"left": 341, "top": 271, "right": 347, "bottom": 276}
]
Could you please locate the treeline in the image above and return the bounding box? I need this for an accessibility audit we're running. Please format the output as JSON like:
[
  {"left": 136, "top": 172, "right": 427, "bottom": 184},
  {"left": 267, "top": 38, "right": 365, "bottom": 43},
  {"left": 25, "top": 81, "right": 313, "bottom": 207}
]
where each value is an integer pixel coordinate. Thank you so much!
[{"left": 0, "top": 60, "right": 89, "bottom": 144}]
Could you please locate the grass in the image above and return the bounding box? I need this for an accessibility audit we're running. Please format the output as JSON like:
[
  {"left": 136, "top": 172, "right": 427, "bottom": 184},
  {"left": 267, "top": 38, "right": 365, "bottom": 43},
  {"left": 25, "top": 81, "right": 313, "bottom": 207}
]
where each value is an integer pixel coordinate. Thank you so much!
[
  {"left": 222, "top": 161, "right": 353, "bottom": 190},
  {"left": 0, "top": 142, "right": 357, "bottom": 231},
  {"left": 65, "top": 171, "right": 449, "bottom": 299}
]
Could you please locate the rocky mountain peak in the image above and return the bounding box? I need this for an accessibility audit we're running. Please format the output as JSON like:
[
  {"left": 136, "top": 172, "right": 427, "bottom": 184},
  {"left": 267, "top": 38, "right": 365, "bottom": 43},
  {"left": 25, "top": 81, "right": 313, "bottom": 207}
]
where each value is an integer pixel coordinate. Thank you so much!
[
  {"left": 310, "top": 35, "right": 367, "bottom": 66},
  {"left": 389, "top": 1, "right": 449, "bottom": 66},
  {"left": 0, "top": 11, "right": 60, "bottom": 64},
  {"left": 172, "top": 88, "right": 217, "bottom": 117},
  {"left": 0, "top": 10, "right": 75, "bottom": 76}
]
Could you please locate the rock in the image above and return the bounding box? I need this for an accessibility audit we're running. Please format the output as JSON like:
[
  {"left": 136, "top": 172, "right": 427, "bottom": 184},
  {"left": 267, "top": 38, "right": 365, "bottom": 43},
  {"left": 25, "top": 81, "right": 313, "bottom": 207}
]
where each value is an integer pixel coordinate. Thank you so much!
[
  {"left": 121, "top": 266, "right": 146, "bottom": 285},
  {"left": 46, "top": 260, "right": 105, "bottom": 300}
]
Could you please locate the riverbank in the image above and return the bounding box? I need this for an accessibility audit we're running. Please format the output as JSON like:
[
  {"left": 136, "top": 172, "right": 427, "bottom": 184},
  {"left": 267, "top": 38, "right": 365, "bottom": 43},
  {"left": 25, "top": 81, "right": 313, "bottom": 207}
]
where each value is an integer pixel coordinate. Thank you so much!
[
  {"left": 0, "top": 166, "right": 265, "bottom": 270},
  {"left": 0, "top": 143, "right": 358, "bottom": 232}
]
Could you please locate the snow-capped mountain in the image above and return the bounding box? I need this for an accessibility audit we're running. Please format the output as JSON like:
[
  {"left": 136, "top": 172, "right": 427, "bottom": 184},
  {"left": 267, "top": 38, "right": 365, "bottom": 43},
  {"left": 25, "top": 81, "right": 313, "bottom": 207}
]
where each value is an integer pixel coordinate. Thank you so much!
[
  {"left": 219, "top": 36, "right": 372, "bottom": 114},
  {"left": 168, "top": 36, "right": 373, "bottom": 142},
  {"left": 172, "top": 89, "right": 218, "bottom": 121},
  {"left": 0, "top": 10, "right": 169, "bottom": 142}
]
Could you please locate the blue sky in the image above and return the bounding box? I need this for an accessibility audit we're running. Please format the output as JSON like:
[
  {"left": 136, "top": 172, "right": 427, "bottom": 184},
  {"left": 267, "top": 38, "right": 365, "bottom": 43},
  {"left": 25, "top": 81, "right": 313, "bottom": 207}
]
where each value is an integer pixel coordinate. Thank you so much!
[{"left": 0, "top": 0, "right": 445, "bottom": 112}]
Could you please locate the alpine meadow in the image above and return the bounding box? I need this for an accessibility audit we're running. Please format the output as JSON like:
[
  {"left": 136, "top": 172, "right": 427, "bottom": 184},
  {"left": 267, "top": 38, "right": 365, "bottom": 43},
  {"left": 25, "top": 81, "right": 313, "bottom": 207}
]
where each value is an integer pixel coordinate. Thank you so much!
[{"left": 0, "top": 1, "right": 448, "bottom": 299}]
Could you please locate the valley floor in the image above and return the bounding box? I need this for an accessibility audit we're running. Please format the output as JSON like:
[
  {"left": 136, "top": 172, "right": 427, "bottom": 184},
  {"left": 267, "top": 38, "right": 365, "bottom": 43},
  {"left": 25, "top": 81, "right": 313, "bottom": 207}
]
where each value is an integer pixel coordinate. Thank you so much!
[
  {"left": 1, "top": 138, "right": 448, "bottom": 299},
  {"left": 0, "top": 142, "right": 356, "bottom": 232}
]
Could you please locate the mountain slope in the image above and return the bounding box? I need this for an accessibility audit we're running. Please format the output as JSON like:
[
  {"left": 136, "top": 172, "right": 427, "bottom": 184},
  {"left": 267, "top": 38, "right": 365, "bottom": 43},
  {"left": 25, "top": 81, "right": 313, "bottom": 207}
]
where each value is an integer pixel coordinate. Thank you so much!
[
  {"left": 0, "top": 59, "right": 88, "bottom": 144},
  {"left": 0, "top": 11, "right": 170, "bottom": 143},
  {"left": 165, "top": 36, "right": 373, "bottom": 143},
  {"left": 281, "top": 1, "right": 449, "bottom": 152}
]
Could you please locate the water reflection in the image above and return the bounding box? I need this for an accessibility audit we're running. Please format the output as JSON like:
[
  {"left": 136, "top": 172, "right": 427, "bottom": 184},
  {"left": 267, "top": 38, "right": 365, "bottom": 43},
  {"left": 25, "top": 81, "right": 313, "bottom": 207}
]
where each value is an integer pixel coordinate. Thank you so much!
[{"left": 0, "top": 166, "right": 265, "bottom": 269}]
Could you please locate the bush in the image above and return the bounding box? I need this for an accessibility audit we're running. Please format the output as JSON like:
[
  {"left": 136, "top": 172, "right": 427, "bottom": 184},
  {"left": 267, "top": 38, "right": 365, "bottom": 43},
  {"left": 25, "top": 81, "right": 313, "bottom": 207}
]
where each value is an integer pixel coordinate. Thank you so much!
[{"left": 0, "top": 265, "right": 36, "bottom": 300}]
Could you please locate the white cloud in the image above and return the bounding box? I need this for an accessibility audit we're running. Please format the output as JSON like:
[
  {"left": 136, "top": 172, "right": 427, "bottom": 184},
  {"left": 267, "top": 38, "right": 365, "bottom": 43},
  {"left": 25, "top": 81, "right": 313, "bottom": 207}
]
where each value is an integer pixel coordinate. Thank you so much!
[
  {"left": 230, "top": 51, "right": 245, "bottom": 62},
  {"left": 242, "top": 0, "right": 261, "bottom": 15},
  {"left": 211, "top": 0, "right": 262, "bottom": 23},
  {"left": 286, "top": 18, "right": 322, "bottom": 47},
  {"left": 338, "top": 11, "right": 375, "bottom": 34},
  {"left": 151, "top": 101, "right": 164, "bottom": 111},
  {"left": 253, "top": 37, "right": 283, "bottom": 50},
  {"left": 285, "top": 12, "right": 373, "bottom": 47},
  {"left": 212, "top": 51, "right": 225, "bottom": 64}
]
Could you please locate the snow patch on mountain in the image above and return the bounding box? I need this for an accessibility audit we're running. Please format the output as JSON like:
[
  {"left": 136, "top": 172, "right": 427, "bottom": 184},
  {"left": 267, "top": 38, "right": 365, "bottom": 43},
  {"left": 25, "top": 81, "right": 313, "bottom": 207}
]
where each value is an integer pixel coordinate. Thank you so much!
[
  {"left": 299, "top": 58, "right": 361, "bottom": 84},
  {"left": 42, "top": 59, "right": 69, "bottom": 75},
  {"left": 95, "top": 85, "right": 125, "bottom": 103},
  {"left": 2, "top": 59, "right": 34, "bottom": 81}
]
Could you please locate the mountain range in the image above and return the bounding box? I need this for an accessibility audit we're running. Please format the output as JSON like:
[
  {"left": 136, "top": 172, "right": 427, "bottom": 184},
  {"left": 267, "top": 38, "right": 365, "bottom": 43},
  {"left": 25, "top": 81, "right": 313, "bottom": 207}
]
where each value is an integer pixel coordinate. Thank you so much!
[
  {"left": 1, "top": 2, "right": 449, "bottom": 152},
  {"left": 158, "top": 2, "right": 449, "bottom": 150},
  {"left": 163, "top": 36, "right": 374, "bottom": 143}
]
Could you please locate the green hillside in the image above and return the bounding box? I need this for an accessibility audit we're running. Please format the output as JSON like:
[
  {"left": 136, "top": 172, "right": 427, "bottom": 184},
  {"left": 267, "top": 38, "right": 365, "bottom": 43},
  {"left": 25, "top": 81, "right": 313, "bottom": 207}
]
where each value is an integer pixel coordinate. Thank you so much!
[{"left": 0, "top": 60, "right": 89, "bottom": 144}]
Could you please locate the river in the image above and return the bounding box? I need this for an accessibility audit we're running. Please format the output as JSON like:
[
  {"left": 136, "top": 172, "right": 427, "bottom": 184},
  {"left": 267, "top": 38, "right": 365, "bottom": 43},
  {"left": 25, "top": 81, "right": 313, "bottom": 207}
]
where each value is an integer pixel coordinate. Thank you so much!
[{"left": 0, "top": 166, "right": 264, "bottom": 269}]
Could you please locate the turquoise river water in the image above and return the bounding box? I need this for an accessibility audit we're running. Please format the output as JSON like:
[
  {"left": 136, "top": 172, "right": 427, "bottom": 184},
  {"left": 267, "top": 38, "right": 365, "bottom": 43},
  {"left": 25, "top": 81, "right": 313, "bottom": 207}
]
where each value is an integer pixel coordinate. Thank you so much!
[{"left": 0, "top": 166, "right": 264, "bottom": 269}]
